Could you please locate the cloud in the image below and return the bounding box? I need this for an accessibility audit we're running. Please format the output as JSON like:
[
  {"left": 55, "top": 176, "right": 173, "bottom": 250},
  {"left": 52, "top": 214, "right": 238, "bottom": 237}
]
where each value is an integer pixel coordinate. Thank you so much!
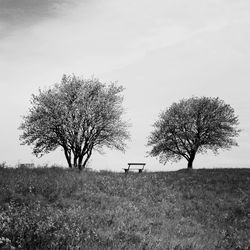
[{"left": 0, "top": 0, "right": 77, "bottom": 38}]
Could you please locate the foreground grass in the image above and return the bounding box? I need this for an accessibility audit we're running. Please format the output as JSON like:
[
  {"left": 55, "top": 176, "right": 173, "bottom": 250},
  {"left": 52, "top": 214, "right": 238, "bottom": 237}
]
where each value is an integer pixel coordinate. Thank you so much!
[{"left": 0, "top": 166, "right": 249, "bottom": 249}]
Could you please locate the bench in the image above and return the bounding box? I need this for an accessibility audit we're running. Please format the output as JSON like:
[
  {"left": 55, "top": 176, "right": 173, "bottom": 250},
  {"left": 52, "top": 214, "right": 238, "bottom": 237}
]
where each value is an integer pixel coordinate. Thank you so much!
[
  {"left": 18, "top": 163, "right": 35, "bottom": 168},
  {"left": 123, "top": 163, "right": 146, "bottom": 173}
]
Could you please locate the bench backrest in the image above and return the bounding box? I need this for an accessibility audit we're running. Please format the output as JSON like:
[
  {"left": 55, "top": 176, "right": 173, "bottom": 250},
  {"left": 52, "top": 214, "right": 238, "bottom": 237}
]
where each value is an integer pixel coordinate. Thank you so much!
[{"left": 127, "top": 163, "right": 146, "bottom": 169}]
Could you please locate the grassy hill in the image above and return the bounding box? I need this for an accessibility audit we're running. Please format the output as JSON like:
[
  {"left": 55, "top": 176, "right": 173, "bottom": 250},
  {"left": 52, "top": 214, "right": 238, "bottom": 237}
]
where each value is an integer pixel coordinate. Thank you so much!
[{"left": 0, "top": 166, "right": 249, "bottom": 249}]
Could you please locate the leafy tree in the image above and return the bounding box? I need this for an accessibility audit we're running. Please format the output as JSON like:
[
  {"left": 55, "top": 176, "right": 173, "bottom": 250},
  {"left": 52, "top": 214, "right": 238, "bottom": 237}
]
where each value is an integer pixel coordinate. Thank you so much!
[
  {"left": 19, "top": 75, "right": 130, "bottom": 170},
  {"left": 147, "top": 96, "right": 240, "bottom": 169}
]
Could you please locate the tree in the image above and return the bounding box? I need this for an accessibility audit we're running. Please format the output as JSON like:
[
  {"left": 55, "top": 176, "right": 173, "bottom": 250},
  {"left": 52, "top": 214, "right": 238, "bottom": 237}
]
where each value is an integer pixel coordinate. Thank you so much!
[
  {"left": 147, "top": 96, "right": 240, "bottom": 169},
  {"left": 19, "top": 74, "right": 130, "bottom": 170}
]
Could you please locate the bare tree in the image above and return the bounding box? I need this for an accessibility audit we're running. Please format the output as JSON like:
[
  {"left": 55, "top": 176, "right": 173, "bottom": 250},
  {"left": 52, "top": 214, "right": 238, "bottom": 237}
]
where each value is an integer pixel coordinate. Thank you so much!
[
  {"left": 147, "top": 96, "right": 240, "bottom": 169},
  {"left": 19, "top": 74, "right": 130, "bottom": 170}
]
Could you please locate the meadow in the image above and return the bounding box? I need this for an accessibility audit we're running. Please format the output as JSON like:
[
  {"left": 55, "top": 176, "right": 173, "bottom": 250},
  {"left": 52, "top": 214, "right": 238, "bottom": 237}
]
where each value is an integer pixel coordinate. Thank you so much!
[{"left": 0, "top": 165, "right": 249, "bottom": 249}]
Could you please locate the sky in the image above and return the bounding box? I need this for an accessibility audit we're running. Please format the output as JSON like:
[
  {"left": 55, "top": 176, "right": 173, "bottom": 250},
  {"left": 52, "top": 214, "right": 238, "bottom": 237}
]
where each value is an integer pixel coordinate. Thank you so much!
[{"left": 0, "top": 0, "right": 250, "bottom": 171}]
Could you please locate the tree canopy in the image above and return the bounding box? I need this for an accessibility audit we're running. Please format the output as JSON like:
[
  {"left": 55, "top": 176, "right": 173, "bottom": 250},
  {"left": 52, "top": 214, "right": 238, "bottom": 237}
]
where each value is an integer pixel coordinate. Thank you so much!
[
  {"left": 19, "top": 74, "right": 130, "bottom": 170},
  {"left": 147, "top": 96, "right": 241, "bottom": 169}
]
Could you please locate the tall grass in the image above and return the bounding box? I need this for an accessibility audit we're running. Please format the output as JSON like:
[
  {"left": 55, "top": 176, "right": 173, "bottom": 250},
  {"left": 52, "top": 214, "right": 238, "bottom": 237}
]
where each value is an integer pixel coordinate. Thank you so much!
[{"left": 0, "top": 166, "right": 249, "bottom": 249}]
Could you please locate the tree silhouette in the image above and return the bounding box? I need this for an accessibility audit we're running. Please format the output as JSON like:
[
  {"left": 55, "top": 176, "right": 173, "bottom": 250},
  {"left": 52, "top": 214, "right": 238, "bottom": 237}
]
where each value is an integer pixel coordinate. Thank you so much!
[
  {"left": 148, "top": 96, "right": 240, "bottom": 169},
  {"left": 20, "top": 74, "right": 130, "bottom": 170}
]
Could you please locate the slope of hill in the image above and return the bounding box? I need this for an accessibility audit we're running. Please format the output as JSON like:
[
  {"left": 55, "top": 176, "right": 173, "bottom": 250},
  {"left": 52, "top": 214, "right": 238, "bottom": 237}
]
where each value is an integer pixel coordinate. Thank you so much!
[{"left": 0, "top": 167, "right": 249, "bottom": 249}]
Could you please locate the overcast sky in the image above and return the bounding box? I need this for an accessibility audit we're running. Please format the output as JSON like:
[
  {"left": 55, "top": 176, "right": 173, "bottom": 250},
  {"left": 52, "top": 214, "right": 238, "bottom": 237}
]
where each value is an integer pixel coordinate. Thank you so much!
[{"left": 1, "top": 0, "right": 250, "bottom": 171}]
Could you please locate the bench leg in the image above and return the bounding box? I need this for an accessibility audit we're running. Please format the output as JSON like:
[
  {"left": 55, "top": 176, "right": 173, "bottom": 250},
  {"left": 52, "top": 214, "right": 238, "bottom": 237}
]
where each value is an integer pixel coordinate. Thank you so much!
[
  {"left": 138, "top": 169, "right": 142, "bottom": 173},
  {"left": 124, "top": 169, "right": 129, "bottom": 173}
]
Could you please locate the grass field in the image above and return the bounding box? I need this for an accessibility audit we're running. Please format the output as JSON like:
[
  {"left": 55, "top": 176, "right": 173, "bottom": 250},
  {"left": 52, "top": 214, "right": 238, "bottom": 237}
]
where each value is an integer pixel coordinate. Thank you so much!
[{"left": 0, "top": 166, "right": 249, "bottom": 249}]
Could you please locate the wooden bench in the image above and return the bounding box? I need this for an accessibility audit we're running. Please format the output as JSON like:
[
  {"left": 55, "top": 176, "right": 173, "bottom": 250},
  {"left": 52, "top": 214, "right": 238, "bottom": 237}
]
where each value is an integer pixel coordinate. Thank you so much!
[
  {"left": 123, "top": 163, "right": 146, "bottom": 173},
  {"left": 18, "top": 163, "right": 35, "bottom": 168}
]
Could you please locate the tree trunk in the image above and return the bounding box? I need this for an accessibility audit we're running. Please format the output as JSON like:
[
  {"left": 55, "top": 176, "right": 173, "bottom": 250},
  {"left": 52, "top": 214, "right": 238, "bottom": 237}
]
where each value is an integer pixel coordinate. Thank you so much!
[
  {"left": 78, "top": 144, "right": 93, "bottom": 171},
  {"left": 78, "top": 150, "right": 92, "bottom": 171},
  {"left": 187, "top": 152, "right": 196, "bottom": 169},
  {"left": 63, "top": 147, "right": 72, "bottom": 168},
  {"left": 73, "top": 154, "right": 78, "bottom": 168},
  {"left": 187, "top": 159, "right": 193, "bottom": 169},
  {"left": 78, "top": 155, "right": 83, "bottom": 170}
]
